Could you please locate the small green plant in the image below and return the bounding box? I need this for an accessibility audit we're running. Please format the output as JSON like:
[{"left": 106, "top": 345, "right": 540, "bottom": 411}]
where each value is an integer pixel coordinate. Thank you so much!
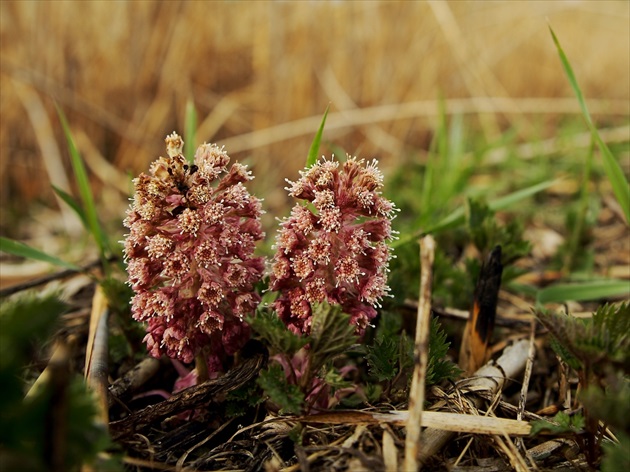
[
  {"left": 365, "top": 312, "right": 460, "bottom": 397},
  {"left": 536, "top": 302, "right": 630, "bottom": 467},
  {"left": 253, "top": 301, "right": 358, "bottom": 414},
  {"left": 530, "top": 411, "right": 586, "bottom": 436},
  {"left": 0, "top": 292, "right": 113, "bottom": 471}
]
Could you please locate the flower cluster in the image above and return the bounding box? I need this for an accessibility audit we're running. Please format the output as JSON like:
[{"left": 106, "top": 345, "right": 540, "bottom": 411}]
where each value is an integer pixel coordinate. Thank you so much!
[
  {"left": 123, "top": 133, "right": 264, "bottom": 365},
  {"left": 270, "top": 156, "right": 397, "bottom": 335}
]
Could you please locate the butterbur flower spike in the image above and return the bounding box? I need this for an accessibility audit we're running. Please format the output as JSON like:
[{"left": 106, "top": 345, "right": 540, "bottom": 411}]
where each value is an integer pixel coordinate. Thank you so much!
[
  {"left": 271, "top": 155, "right": 398, "bottom": 335},
  {"left": 123, "top": 132, "right": 264, "bottom": 368}
]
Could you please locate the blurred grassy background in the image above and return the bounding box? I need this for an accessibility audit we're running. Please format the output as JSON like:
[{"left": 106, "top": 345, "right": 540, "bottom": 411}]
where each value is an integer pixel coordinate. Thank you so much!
[{"left": 0, "top": 0, "right": 628, "bottom": 241}]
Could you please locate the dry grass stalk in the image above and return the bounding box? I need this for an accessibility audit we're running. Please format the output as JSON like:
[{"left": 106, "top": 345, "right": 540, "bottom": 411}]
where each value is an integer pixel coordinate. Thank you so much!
[
  {"left": 12, "top": 81, "right": 80, "bottom": 234},
  {"left": 107, "top": 357, "right": 161, "bottom": 409},
  {"left": 404, "top": 234, "right": 436, "bottom": 471},
  {"left": 23, "top": 338, "right": 74, "bottom": 471},
  {"left": 516, "top": 320, "right": 538, "bottom": 457},
  {"left": 2, "top": 1, "right": 628, "bottom": 222},
  {"left": 381, "top": 426, "right": 398, "bottom": 472},
  {"left": 84, "top": 284, "right": 110, "bottom": 428},
  {"left": 419, "top": 338, "right": 530, "bottom": 464},
  {"left": 299, "top": 410, "right": 531, "bottom": 436},
  {"left": 492, "top": 433, "right": 530, "bottom": 472}
]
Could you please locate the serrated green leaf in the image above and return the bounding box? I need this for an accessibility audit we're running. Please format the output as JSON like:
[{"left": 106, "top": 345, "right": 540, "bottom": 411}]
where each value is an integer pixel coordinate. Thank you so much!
[
  {"left": 248, "top": 309, "right": 309, "bottom": 356},
  {"left": 306, "top": 105, "right": 329, "bottom": 168},
  {"left": 366, "top": 336, "right": 400, "bottom": 382},
  {"left": 0, "top": 237, "right": 81, "bottom": 271},
  {"left": 0, "top": 292, "right": 67, "bottom": 364},
  {"left": 427, "top": 317, "right": 461, "bottom": 385},
  {"left": 530, "top": 411, "right": 585, "bottom": 436},
  {"left": 548, "top": 335, "right": 583, "bottom": 371},
  {"left": 257, "top": 364, "right": 304, "bottom": 415},
  {"left": 549, "top": 26, "right": 629, "bottom": 223},
  {"left": 538, "top": 303, "right": 630, "bottom": 373},
  {"left": 536, "top": 279, "right": 629, "bottom": 304},
  {"left": 309, "top": 302, "right": 357, "bottom": 370},
  {"left": 536, "top": 310, "right": 585, "bottom": 370},
  {"left": 52, "top": 185, "right": 88, "bottom": 229},
  {"left": 56, "top": 106, "right": 111, "bottom": 262},
  {"left": 184, "top": 99, "right": 197, "bottom": 163}
]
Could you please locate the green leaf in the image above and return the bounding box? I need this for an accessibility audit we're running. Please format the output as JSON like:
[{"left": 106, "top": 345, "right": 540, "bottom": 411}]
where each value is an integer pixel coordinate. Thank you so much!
[
  {"left": 590, "top": 302, "right": 630, "bottom": 361},
  {"left": 426, "top": 317, "right": 462, "bottom": 385},
  {"left": 537, "top": 304, "right": 630, "bottom": 373},
  {"left": 184, "top": 99, "right": 197, "bottom": 163},
  {"left": 366, "top": 312, "right": 414, "bottom": 383},
  {"left": 309, "top": 302, "right": 357, "bottom": 371},
  {"left": 536, "top": 310, "right": 584, "bottom": 370},
  {"left": 548, "top": 334, "right": 583, "bottom": 371},
  {"left": 530, "top": 411, "right": 585, "bottom": 436},
  {"left": 306, "top": 105, "right": 330, "bottom": 168},
  {"left": 56, "top": 106, "right": 111, "bottom": 261},
  {"left": 0, "top": 237, "right": 81, "bottom": 271},
  {"left": 0, "top": 292, "right": 67, "bottom": 368},
  {"left": 466, "top": 197, "right": 494, "bottom": 253},
  {"left": 52, "top": 185, "right": 88, "bottom": 229},
  {"left": 580, "top": 376, "right": 630, "bottom": 433},
  {"left": 366, "top": 336, "right": 400, "bottom": 382},
  {"left": 0, "top": 292, "right": 67, "bottom": 454},
  {"left": 536, "top": 279, "right": 630, "bottom": 304},
  {"left": 598, "top": 134, "right": 630, "bottom": 224},
  {"left": 602, "top": 432, "right": 630, "bottom": 472},
  {"left": 248, "top": 309, "right": 309, "bottom": 356},
  {"left": 63, "top": 377, "right": 113, "bottom": 469},
  {"left": 393, "top": 179, "right": 557, "bottom": 247},
  {"left": 322, "top": 365, "right": 353, "bottom": 390},
  {"left": 549, "top": 26, "right": 630, "bottom": 223},
  {"left": 225, "top": 382, "right": 263, "bottom": 418},
  {"left": 257, "top": 364, "right": 304, "bottom": 415}
]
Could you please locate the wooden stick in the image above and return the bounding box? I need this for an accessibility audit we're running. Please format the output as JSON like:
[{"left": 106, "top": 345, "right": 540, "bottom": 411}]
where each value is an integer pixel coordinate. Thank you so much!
[{"left": 403, "top": 235, "right": 435, "bottom": 472}]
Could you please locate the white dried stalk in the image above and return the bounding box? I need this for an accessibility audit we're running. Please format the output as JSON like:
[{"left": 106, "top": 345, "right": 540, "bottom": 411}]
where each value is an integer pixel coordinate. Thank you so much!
[{"left": 403, "top": 235, "right": 435, "bottom": 472}]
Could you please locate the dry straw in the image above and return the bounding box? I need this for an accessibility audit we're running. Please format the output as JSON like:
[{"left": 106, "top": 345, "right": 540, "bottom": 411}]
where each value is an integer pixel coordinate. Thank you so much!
[{"left": 1, "top": 1, "right": 628, "bottom": 226}]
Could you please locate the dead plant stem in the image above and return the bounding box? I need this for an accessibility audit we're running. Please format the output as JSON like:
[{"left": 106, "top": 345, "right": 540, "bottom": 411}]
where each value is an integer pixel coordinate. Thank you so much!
[{"left": 403, "top": 235, "right": 436, "bottom": 472}]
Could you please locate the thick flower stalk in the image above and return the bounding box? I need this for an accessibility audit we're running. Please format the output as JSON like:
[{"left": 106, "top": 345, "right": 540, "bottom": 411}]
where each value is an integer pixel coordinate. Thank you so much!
[
  {"left": 123, "top": 133, "right": 264, "bottom": 366},
  {"left": 270, "top": 155, "right": 397, "bottom": 335}
]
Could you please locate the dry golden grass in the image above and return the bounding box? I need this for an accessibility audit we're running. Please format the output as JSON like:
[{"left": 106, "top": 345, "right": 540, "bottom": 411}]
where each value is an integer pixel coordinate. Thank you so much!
[{"left": 1, "top": 1, "right": 628, "bottom": 233}]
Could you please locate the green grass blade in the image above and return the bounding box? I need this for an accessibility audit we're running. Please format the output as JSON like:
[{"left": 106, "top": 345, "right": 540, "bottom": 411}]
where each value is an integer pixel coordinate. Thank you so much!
[
  {"left": 563, "top": 139, "right": 594, "bottom": 272},
  {"left": 306, "top": 105, "right": 330, "bottom": 168},
  {"left": 597, "top": 134, "right": 629, "bottom": 223},
  {"left": 419, "top": 98, "right": 446, "bottom": 219},
  {"left": 488, "top": 179, "right": 559, "bottom": 212},
  {"left": 56, "top": 106, "right": 111, "bottom": 261},
  {"left": 537, "top": 279, "right": 630, "bottom": 304},
  {"left": 393, "top": 179, "right": 558, "bottom": 248},
  {"left": 549, "top": 26, "right": 629, "bottom": 223},
  {"left": 548, "top": 27, "right": 591, "bottom": 126},
  {"left": 394, "top": 180, "right": 551, "bottom": 247},
  {"left": 0, "top": 237, "right": 81, "bottom": 271},
  {"left": 184, "top": 99, "right": 197, "bottom": 163},
  {"left": 52, "top": 185, "right": 88, "bottom": 229}
]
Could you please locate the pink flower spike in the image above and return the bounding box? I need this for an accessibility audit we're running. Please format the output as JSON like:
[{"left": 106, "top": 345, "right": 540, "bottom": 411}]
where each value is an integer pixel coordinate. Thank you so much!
[
  {"left": 270, "top": 154, "right": 397, "bottom": 336},
  {"left": 123, "top": 133, "right": 264, "bottom": 369}
]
